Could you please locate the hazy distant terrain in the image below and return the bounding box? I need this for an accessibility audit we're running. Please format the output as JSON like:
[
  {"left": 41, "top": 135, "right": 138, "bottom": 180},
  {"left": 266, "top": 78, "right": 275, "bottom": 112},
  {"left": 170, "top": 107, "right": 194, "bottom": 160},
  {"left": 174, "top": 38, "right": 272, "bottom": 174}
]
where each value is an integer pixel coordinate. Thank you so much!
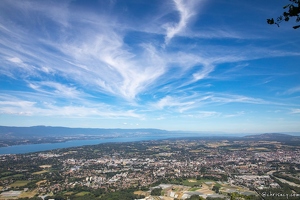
[
  {"left": 1, "top": 126, "right": 300, "bottom": 148},
  {"left": 0, "top": 126, "right": 170, "bottom": 147},
  {"left": 0, "top": 126, "right": 169, "bottom": 137}
]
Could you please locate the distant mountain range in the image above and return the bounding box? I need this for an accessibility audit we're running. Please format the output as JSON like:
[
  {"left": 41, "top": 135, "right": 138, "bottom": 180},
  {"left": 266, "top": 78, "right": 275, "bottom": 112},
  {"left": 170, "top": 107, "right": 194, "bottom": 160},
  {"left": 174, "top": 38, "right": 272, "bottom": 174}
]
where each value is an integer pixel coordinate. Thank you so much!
[
  {"left": 0, "top": 126, "right": 300, "bottom": 147},
  {"left": 0, "top": 125, "right": 169, "bottom": 137},
  {"left": 0, "top": 126, "right": 246, "bottom": 138},
  {"left": 1, "top": 126, "right": 299, "bottom": 138},
  {"left": 0, "top": 126, "right": 173, "bottom": 147}
]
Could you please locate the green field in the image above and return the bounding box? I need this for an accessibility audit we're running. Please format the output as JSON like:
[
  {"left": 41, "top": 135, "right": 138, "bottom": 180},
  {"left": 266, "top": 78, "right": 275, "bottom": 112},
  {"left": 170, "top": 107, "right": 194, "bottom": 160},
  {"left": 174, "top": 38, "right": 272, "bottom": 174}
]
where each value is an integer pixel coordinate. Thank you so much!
[
  {"left": 63, "top": 191, "right": 75, "bottom": 196},
  {"left": 182, "top": 179, "right": 208, "bottom": 187},
  {"left": 1, "top": 171, "right": 13, "bottom": 176},
  {"left": 10, "top": 180, "right": 30, "bottom": 187},
  {"left": 75, "top": 191, "right": 90, "bottom": 196},
  {"left": 32, "top": 170, "right": 48, "bottom": 175},
  {"left": 189, "top": 187, "right": 201, "bottom": 191},
  {"left": 1, "top": 174, "right": 24, "bottom": 180}
]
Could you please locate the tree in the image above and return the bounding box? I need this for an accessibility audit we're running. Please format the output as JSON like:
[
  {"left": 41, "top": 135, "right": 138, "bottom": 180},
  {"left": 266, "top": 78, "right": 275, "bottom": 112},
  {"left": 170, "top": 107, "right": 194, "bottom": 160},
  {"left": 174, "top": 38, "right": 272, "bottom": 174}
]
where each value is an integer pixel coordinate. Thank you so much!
[
  {"left": 212, "top": 185, "right": 221, "bottom": 193},
  {"left": 267, "top": 0, "right": 300, "bottom": 29},
  {"left": 150, "top": 187, "right": 162, "bottom": 196}
]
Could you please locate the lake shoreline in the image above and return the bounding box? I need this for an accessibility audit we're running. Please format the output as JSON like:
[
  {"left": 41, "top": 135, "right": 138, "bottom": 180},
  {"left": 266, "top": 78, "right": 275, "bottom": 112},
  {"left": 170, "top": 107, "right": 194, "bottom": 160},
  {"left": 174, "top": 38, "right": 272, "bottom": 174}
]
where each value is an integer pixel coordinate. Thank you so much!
[{"left": 0, "top": 135, "right": 179, "bottom": 155}]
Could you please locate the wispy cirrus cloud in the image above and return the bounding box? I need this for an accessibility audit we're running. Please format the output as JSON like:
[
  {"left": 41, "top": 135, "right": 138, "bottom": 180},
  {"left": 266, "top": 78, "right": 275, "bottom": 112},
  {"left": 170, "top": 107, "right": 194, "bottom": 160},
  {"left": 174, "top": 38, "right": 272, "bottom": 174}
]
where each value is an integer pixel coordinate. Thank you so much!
[
  {"left": 7, "top": 57, "right": 23, "bottom": 64},
  {"left": 291, "top": 109, "right": 300, "bottom": 114},
  {"left": 1, "top": 0, "right": 297, "bottom": 104},
  {"left": 1, "top": 0, "right": 300, "bottom": 132},
  {"left": 28, "top": 81, "right": 83, "bottom": 99},
  {"left": 164, "top": 0, "right": 200, "bottom": 44},
  {"left": 286, "top": 86, "right": 300, "bottom": 95},
  {"left": 184, "top": 111, "right": 221, "bottom": 118},
  {"left": 58, "top": 35, "right": 167, "bottom": 100},
  {"left": 149, "top": 92, "right": 273, "bottom": 116},
  {"left": 0, "top": 94, "right": 143, "bottom": 119},
  {"left": 0, "top": 3, "right": 164, "bottom": 101},
  {"left": 224, "top": 111, "right": 245, "bottom": 118},
  {"left": 208, "top": 93, "right": 272, "bottom": 105},
  {"left": 152, "top": 95, "right": 195, "bottom": 112}
]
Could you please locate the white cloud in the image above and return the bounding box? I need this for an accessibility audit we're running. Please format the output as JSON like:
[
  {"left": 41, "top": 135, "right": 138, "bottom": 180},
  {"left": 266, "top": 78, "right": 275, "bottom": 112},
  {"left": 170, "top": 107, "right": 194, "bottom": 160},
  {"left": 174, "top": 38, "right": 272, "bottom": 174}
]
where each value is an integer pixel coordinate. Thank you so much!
[
  {"left": 7, "top": 57, "right": 23, "bottom": 64},
  {"left": 0, "top": 95, "right": 143, "bottom": 119},
  {"left": 28, "top": 81, "right": 82, "bottom": 99},
  {"left": 1, "top": 0, "right": 299, "bottom": 130},
  {"left": 185, "top": 111, "right": 221, "bottom": 118},
  {"left": 193, "top": 64, "right": 215, "bottom": 81},
  {"left": 164, "top": 0, "right": 199, "bottom": 44},
  {"left": 224, "top": 111, "right": 245, "bottom": 118},
  {"left": 0, "top": 100, "right": 36, "bottom": 116},
  {"left": 0, "top": 0, "right": 297, "bottom": 104},
  {"left": 291, "top": 109, "right": 300, "bottom": 114},
  {"left": 153, "top": 95, "right": 195, "bottom": 112},
  {"left": 4, "top": 0, "right": 70, "bottom": 28},
  {"left": 149, "top": 92, "right": 273, "bottom": 116},
  {"left": 209, "top": 93, "right": 269, "bottom": 105},
  {"left": 286, "top": 86, "right": 300, "bottom": 95},
  {"left": 58, "top": 34, "right": 167, "bottom": 100}
]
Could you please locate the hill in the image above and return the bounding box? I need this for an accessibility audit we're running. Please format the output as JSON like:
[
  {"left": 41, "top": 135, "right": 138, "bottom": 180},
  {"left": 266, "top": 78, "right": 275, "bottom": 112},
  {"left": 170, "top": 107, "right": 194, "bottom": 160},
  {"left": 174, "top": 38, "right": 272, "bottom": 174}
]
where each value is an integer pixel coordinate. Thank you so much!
[
  {"left": 244, "top": 133, "right": 300, "bottom": 142},
  {"left": 0, "top": 126, "right": 170, "bottom": 147},
  {"left": 0, "top": 125, "right": 168, "bottom": 137}
]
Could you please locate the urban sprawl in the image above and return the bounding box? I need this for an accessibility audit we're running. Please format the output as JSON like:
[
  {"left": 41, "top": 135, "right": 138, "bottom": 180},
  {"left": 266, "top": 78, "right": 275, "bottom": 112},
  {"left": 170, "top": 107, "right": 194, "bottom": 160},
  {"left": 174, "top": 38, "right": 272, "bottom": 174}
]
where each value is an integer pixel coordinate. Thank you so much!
[{"left": 1, "top": 136, "right": 300, "bottom": 200}]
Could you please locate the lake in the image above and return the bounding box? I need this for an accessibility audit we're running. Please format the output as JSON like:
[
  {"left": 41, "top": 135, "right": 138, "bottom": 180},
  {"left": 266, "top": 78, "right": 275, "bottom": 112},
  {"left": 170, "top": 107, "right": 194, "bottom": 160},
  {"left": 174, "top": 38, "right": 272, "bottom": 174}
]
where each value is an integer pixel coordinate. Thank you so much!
[{"left": 0, "top": 135, "right": 176, "bottom": 155}]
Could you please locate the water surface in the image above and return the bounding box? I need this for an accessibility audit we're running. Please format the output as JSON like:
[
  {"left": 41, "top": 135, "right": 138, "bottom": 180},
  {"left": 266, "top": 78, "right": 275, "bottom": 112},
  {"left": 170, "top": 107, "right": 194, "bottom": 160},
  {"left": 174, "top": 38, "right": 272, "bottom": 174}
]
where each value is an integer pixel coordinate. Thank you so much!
[{"left": 0, "top": 135, "right": 175, "bottom": 155}]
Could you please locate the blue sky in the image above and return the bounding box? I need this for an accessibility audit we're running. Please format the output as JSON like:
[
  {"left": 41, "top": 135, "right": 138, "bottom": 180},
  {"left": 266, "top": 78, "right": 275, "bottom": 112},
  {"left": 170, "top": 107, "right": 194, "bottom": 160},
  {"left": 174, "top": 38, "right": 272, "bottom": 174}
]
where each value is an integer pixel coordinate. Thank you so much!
[{"left": 0, "top": 0, "right": 300, "bottom": 133}]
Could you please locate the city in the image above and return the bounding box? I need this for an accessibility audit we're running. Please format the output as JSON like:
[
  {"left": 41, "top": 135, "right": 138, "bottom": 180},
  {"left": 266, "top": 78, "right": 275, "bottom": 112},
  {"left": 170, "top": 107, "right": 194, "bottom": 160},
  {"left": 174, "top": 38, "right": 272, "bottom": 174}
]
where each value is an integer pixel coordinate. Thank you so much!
[{"left": 1, "top": 134, "right": 300, "bottom": 199}]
